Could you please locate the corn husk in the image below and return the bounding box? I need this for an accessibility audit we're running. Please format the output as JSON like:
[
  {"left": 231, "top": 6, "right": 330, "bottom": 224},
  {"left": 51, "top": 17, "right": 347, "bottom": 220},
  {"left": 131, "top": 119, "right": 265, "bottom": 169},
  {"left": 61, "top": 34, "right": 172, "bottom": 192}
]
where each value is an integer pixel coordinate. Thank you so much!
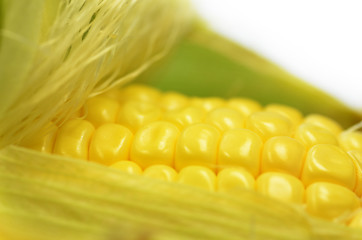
[
  {"left": 0, "top": 0, "right": 361, "bottom": 239},
  {"left": 2, "top": 145, "right": 362, "bottom": 240},
  {"left": 0, "top": 0, "right": 193, "bottom": 148}
]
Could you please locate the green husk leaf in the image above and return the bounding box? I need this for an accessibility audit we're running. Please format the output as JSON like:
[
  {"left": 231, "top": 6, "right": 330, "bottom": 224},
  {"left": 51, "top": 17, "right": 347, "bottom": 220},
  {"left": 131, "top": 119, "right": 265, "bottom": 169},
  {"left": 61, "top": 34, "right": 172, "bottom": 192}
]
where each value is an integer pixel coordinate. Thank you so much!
[
  {"left": 1, "top": 145, "right": 362, "bottom": 240},
  {"left": 135, "top": 27, "right": 361, "bottom": 128},
  {"left": 0, "top": 0, "right": 193, "bottom": 148}
]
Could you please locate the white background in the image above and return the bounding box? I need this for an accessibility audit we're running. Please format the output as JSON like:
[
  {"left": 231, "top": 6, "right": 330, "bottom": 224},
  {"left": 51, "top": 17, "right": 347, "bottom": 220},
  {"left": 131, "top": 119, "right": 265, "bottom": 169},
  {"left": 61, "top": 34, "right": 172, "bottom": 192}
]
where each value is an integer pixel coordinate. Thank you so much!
[{"left": 191, "top": 0, "right": 362, "bottom": 110}]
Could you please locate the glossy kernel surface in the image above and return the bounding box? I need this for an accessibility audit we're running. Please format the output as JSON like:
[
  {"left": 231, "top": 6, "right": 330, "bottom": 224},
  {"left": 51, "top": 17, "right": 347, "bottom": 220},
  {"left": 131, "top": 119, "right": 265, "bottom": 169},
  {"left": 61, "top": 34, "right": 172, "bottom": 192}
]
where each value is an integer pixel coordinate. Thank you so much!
[
  {"left": 89, "top": 123, "right": 133, "bottom": 165},
  {"left": 160, "top": 92, "right": 189, "bottom": 111},
  {"left": 164, "top": 106, "right": 205, "bottom": 130},
  {"left": 83, "top": 96, "right": 120, "bottom": 127},
  {"left": 53, "top": 119, "right": 95, "bottom": 160},
  {"left": 256, "top": 172, "right": 305, "bottom": 204},
  {"left": 245, "top": 111, "right": 292, "bottom": 141},
  {"left": 261, "top": 136, "right": 306, "bottom": 177},
  {"left": 218, "top": 128, "right": 263, "bottom": 176},
  {"left": 118, "top": 84, "right": 161, "bottom": 103},
  {"left": 264, "top": 104, "right": 303, "bottom": 128},
  {"left": 227, "top": 98, "right": 262, "bottom": 117},
  {"left": 217, "top": 167, "right": 255, "bottom": 195},
  {"left": 339, "top": 131, "right": 362, "bottom": 151},
  {"left": 306, "top": 182, "right": 360, "bottom": 220},
  {"left": 175, "top": 123, "right": 221, "bottom": 171},
  {"left": 117, "top": 100, "right": 162, "bottom": 133},
  {"left": 295, "top": 123, "right": 338, "bottom": 149},
  {"left": 110, "top": 160, "right": 142, "bottom": 175},
  {"left": 349, "top": 150, "right": 362, "bottom": 196},
  {"left": 131, "top": 121, "right": 180, "bottom": 168},
  {"left": 204, "top": 108, "right": 245, "bottom": 132},
  {"left": 178, "top": 166, "right": 216, "bottom": 191},
  {"left": 304, "top": 114, "right": 343, "bottom": 135},
  {"left": 190, "top": 97, "right": 225, "bottom": 112},
  {"left": 143, "top": 165, "right": 177, "bottom": 182},
  {"left": 302, "top": 144, "right": 356, "bottom": 190}
]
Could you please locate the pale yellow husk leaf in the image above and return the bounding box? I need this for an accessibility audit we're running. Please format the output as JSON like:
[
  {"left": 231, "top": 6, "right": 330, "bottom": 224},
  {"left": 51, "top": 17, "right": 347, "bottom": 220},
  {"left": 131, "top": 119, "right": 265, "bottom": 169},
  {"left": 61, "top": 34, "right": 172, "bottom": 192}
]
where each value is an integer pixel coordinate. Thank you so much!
[{"left": 1, "top": 146, "right": 362, "bottom": 240}]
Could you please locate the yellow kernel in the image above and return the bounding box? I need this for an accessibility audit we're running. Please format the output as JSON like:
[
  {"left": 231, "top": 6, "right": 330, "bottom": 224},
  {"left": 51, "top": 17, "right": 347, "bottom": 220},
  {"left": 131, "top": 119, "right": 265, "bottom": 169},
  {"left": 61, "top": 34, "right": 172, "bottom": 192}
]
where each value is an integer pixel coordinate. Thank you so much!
[
  {"left": 261, "top": 136, "right": 306, "bottom": 177},
  {"left": 53, "top": 119, "right": 95, "bottom": 160},
  {"left": 227, "top": 98, "right": 262, "bottom": 117},
  {"left": 348, "top": 150, "right": 362, "bottom": 196},
  {"left": 89, "top": 124, "right": 133, "bottom": 165},
  {"left": 294, "top": 123, "right": 338, "bottom": 149},
  {"left": 131, "top": 121, "right": 180, "bottom": 168},
  {"left": 245, "top": 111, "right": 293, "bottom": 141},
  {"left": 218, "top": 129, "right": 263, "bottom": 176},
  {"left": 117, "top": 100, "right": 162, "bottom": 133},
  {"left": 339, "top": 131, "right": 362, "bottom": 151},
  {"left": 19, "top": 122, "right": 58, "bottom": 153},
  {"left": 204, "top": 108, "right": 245, "bottom": 132},
  {"left": 304, "top": 114, "right": 343, "bottom": 135},
  {"left": 164, "top": 106, "right": 206, "bottom": 130},
  {"left": 175, "top": 123, "right": 221, "bottom": 171},
  {"left": 217, "top": 168, "right": 255, "bottom": 195},
  {"left": 256, "top": 172, "right": 305, "bottom": 204},
  {"left": 83, "top": 96, "right": 120, "bottom": 127},
  {"left": 110, "top": 160, "right": 142, "bottom": 175},
  {"left": 160, "top": 92, "right": 189, "bottom": 111},
  {"left": 143, "top": 165, "right": 177, "bottom": 182},
  {"left": 178, "top": 166, "right": 216, "bottom": 191},
  {"left": 119, "top": 84, "right": 161, "bottom": 103},
  {"left": 264, "top": 104, "right": 303, "bottom": 128},
  {"left": 301, "top": 144, "right": 356, "bottom": 190},
  {"left": 306, "top": 182, "right": 360, "bottom": 221},
  {"left": 190, "top": 97, "right": 225, "bottom": 112}
]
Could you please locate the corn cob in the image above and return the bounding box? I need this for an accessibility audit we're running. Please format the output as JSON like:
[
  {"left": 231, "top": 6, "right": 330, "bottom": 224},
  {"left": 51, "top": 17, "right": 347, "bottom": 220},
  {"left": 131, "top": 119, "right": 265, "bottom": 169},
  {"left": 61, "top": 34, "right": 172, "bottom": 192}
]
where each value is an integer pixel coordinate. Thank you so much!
[
  {"left": 1, "top": 1, "right": 362, "bottom": 239},
  {"left": 19, "top": 84, "right": 362, "bottom": 228}
]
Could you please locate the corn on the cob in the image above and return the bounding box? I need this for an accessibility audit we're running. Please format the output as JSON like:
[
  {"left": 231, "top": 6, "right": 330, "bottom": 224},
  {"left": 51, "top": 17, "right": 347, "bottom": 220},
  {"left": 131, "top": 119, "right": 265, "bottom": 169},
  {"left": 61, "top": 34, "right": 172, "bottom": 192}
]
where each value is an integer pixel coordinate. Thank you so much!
[
  {"left": 3, "top": 1, "right": 362, "bottom": 239},
  {"left": 20, "top": 84, "right": 362, "bottom": 227}
]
